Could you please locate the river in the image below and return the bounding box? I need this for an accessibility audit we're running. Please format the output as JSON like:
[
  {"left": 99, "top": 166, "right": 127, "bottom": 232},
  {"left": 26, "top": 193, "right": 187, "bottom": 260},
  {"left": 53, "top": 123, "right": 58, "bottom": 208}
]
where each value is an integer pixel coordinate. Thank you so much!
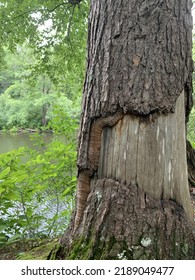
[{"left": 0, "top": 132, "right": 53, "bottom": 154}]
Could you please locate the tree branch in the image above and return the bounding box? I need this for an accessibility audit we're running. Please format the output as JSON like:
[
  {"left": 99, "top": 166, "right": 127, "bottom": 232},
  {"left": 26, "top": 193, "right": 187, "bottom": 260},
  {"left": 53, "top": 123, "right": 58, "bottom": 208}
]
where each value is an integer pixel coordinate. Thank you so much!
[
  {"left": 67, "top": 5, "right": 76, "bottom": 39},
  {"left": 48, "top": 0, "right": 83, "bottom": 13},
  {"left": 8, "top": 0, "right": 82, "bottom": 22},
  {"left": 8, "top": 9, "right": 39, "bottom": 22}
]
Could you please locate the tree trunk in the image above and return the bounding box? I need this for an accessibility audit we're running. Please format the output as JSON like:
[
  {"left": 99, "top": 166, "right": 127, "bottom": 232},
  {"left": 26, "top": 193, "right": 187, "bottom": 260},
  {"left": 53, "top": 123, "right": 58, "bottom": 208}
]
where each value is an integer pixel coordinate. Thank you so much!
[
  {"left": 55, "top": 0, "right": 195, "bottom": 259},
  {"left": 41, "top": 103, "right": 49, "bottom": 126}
]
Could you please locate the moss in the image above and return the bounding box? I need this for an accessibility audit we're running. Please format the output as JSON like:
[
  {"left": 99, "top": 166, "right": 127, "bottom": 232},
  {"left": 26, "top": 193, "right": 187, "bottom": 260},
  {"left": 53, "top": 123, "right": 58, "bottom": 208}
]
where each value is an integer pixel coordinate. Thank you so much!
[
  {"left": 17, "top": 241, "right": 57, "bottom": 260},
  {"left": 60, "top": 230, "right": 194, "bottom": 260},
  {"left": 47, "top": 243, "right": 61, "bottom": 260},
  {"left": 0, "top": 238, "right": 60, "bottom": 260},
  {"left": 132, "top": 247, "right": 144, "bottom": 259},
  {"left": 65, "top": 234, "right": 136, "bottom": 260},
  {"left": 67, "top": 238, "right": 84, "bottom": 259},
  {"left": 17, "top": 240, "right": 59, "bottom": 260},
  {"left": 65, "top": 236, "right": 91, "bottom": 260}
]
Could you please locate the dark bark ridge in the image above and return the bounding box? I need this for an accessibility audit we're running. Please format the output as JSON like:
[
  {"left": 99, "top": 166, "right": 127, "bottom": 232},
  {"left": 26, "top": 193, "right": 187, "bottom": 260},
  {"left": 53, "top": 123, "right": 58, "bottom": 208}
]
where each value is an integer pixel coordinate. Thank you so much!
[{"left": 82, "top": 0, "right": 193, "bottom": 118}]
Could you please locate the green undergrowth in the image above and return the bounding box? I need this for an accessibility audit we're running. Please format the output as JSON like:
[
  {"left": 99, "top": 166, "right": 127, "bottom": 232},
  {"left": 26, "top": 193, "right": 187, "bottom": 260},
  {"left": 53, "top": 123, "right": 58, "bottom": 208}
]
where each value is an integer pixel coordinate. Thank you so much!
[{"left": 0, "top": 111, "right": 78, "bottom": 248}]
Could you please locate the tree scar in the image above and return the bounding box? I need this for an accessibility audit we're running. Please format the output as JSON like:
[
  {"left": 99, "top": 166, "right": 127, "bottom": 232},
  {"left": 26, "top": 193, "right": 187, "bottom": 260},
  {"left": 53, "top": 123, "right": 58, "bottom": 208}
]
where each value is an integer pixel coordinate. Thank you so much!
[{"left": 73, "top": 111, "right": 124, "bottom": 231}]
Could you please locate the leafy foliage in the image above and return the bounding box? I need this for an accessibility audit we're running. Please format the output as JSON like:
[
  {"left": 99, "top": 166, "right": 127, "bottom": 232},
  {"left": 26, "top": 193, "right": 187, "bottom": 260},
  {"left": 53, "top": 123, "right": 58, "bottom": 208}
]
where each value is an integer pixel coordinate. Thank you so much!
[
  {"left": 0, "top": 0, "right": 89, "bottom": 85},
  {"left": 0, "top": 46, "right": 82, "bottom": 130},
  {"left": 0, "top": 112, "right": 77, "bottom": 245},
  {"left": 0, "top": 0, "right": 88, "bottom": 131},
  {"left": 0, "top": 1, "right": 88, "bottom": 248}
]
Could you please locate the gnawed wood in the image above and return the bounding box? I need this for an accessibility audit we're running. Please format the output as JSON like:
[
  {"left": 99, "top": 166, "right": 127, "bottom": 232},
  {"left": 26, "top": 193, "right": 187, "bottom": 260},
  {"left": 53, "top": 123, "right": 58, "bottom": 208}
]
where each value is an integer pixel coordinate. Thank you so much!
[
  {"left": 74, "top": 91, "right": 193, "bottom": 232},
  {"left": 98, "top": 91, "right": 193, "bottom": 221}
]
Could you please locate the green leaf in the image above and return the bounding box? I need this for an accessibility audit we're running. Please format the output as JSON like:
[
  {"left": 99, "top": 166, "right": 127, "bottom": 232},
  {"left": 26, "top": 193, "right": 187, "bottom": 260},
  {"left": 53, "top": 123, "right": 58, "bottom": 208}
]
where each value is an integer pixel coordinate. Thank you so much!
[{"left": 0, "top": 167, "right": 10, "bottom": 179}]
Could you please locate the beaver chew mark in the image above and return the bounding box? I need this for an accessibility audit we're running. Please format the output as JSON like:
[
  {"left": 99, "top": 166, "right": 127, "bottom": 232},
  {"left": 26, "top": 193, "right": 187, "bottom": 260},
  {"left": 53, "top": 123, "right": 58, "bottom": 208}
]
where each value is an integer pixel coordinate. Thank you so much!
[{"left": 74, "top": 112, "right": 124, "bottom": 231}]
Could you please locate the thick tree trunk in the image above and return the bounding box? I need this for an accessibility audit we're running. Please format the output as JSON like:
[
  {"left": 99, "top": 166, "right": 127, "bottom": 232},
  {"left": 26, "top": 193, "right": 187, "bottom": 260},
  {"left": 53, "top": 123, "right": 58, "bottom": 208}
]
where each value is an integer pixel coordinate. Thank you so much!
[{"left": 56, "top": 0, "right": 195, "bottom": 259}]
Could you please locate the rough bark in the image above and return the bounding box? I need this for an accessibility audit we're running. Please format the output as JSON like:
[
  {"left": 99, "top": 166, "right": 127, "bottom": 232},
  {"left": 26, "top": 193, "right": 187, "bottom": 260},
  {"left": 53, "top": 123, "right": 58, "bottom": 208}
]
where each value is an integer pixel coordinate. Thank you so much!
[
  {"left": 56, "top": 0, "right": 195, "bottom": 260},
  {"left": 57, "top": 179, "right": 195, "bottom": 260}
]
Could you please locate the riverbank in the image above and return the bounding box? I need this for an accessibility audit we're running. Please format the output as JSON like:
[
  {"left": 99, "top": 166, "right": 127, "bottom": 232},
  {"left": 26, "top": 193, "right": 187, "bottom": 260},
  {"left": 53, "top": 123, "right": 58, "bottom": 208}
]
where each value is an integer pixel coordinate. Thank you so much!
[{"left": 0, "top": 127, "right": 53, "bottom": 134}]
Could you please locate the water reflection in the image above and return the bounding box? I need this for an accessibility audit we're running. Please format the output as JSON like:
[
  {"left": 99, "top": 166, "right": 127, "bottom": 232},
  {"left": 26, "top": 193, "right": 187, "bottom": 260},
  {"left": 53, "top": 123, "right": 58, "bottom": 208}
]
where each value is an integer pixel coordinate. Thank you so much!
[{"left": 0, "top": 132, "right": 53, "bottom": 154}]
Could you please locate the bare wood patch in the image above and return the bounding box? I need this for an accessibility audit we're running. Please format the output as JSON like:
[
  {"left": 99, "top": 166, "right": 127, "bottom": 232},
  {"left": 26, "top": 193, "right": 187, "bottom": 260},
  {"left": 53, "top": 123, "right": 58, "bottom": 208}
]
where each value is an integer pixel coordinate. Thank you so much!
[{"left": 98, "top": 91, "right": 193, "bottom": 222}]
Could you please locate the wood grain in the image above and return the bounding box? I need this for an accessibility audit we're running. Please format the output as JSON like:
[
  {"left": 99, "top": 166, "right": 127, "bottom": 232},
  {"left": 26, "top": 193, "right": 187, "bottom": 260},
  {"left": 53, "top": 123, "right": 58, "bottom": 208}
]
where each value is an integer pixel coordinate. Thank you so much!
[{"left": 98, "top": 91, "right": 193, "bottom": 222}]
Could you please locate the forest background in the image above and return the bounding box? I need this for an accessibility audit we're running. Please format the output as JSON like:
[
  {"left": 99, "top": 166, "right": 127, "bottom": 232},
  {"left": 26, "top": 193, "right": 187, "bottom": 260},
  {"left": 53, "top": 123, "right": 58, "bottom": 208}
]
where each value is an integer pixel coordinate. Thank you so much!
[{"left": 0, "top": 0, "right": 195, "bottom": 259}]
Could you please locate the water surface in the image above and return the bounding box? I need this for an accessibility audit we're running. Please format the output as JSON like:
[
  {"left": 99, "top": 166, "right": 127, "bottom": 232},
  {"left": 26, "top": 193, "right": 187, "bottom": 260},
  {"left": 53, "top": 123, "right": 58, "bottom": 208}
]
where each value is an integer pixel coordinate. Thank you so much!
[{"left": 0, "top": 132, "right": 53, "bottom": 154}]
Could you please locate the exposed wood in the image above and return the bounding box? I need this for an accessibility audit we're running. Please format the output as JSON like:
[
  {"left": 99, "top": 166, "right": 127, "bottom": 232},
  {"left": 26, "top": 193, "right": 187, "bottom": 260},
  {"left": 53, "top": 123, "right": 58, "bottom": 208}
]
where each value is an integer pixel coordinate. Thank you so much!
[
  {"left": 74, "top": 91, "right": 194, "bottom": 232},
  {"left": 99, "top": 91, "right": 193, "bottom": 221}
]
